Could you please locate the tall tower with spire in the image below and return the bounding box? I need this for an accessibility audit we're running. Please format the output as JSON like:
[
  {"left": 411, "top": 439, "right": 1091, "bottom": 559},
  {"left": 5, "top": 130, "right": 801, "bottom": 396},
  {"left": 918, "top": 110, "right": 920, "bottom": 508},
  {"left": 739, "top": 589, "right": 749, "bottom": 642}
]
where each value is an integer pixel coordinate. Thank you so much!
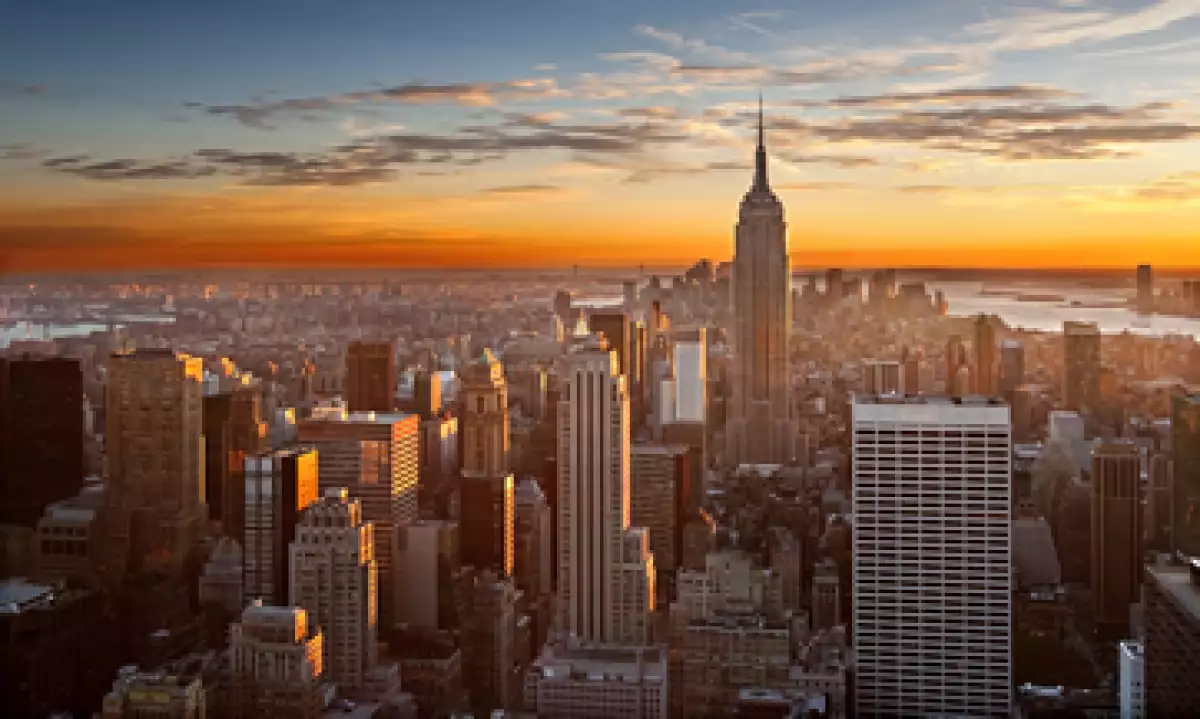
[{"left": 725, "top": 97, "right": 796, "bottom": 466}]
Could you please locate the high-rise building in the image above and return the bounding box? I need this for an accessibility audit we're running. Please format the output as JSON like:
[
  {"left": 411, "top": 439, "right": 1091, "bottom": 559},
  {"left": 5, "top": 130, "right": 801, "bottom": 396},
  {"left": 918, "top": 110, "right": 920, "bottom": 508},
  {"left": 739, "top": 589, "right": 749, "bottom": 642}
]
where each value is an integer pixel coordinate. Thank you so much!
[
  {"left": 557, "top": 338, "right": 655, "bottom": 645},
  {"left": 671, "top": 327, "right": 707, "bottom": 424},
  {"left": 2, "top": 578, "right": 116, "bottom": 718},
  {"left": 999, "top": 339, "right": 1025, "bottom": 402},
  {"left": 1143, "top": 558, "right": 1200, "bottom": 713},
  {"left": 298, "top": 405, "right": 419, "bottom": 629},
  {"left": 812, "top": 557, "right": 841, "bottom": 631},
  {"left": 242, "top": 447, "right": 319, "bottom": 606},
  {"left": 588, "top": 312, "right": 631, "bottom": 377},
  {"left": 201, "top": 382, "right": 266, "bottom": 535},
  {"left": 228, "top": 602, "right": 327, "bottom": 719},
  {"left": 345, "top": 340, "right": 396, "bottom": 413},
  {"left": 1171, "top": 392, "right": 1200, "bottom": 558},
  {"left": 393, "top": 519, "right": 469, "bottom": 631},
  {"left": 862, "top": 360, "right": 903, "bottom": 396},
  {"left": 726, "top": 99, "right": 795, "bottom": 466},
  {"left": 104, "top": 349, "right": 206, "bottom": 580},
  {"left": 630, "top": 444, "right": 694, "bottom": 575},
  {"left": 852, "top": 395, "right": 1012, "bottom": 717},
  {"left": 1119, "top": 639, "right": 1145, "bottom": 719},
  {"left": 459, "top": 349, "right": 514, "bottom": 577},
  {"left": 412, "top": 370, "right": 443, "bottom": 421},
  {"left": 1064, "top": 321, "right": 1102, "bottom": 414},
  {"left": 515, "top": 478, "right": 554, "bottom": 650},
  {"left": 974, "top": 314, "right": 998, "bottom": 396},
  {"left": 1091, "top": 441, "right": 1142, "bottom": 638},
  {"left": 945, "top": 335, "right": 968, "bottom": 396},
  {"left": 289, "top": 488, "right": 377, "bottom": 690},
  {"left": 1136, "top": 264, "right": 1154, "bottom": 313},
  {"left": 464, "top": 569, "right": 522, "bottom": 713},
  {"left": 0, "top": 356, "right": 84, "bottom": 527}
]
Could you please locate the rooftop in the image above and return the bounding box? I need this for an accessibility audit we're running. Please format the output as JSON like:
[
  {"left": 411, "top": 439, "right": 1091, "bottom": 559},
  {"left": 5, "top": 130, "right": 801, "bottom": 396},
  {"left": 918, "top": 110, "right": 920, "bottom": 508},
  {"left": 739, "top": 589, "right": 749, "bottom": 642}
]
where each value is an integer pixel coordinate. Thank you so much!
[
  {"left": 1146, "top": 559, "right": 1200, "bottom": 621},
  {"left": 0, "top": 579, "right": 55, "bottom": 614}
]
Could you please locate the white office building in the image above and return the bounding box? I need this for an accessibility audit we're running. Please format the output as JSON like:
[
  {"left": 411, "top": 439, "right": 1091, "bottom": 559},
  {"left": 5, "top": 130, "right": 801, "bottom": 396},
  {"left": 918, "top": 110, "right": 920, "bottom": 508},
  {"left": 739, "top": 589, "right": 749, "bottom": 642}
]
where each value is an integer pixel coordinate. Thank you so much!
[
  {"left": 672, "top": 328, "right": 707, "bottom": 424},
  {"left": 557, "top": 336, "right": 655, "bottom": 646},
  {"left": 1119, "top": 639, "right": 1144, "bottom": 719},
  {"left": 852, "top": 395, "right": 1012, "bottom": 717}
]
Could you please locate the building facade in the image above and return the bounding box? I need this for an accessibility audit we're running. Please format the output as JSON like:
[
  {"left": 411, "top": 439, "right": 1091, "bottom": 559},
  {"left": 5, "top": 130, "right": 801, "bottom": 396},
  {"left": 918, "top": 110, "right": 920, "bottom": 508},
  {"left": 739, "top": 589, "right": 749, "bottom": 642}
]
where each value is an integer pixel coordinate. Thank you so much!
[
  {"left": 557, "top": 338, "right": 655, "bottom": 646},
  {"left": 524, "top": 641, "right": 668, "bottom": 719},
  {"left": 298, "top": 405, "right": 419, "bottom": 629},
  {"left": 289, "top": 488, "right": 377, "bottom": 690},
  {"left": 1143, "top": 558, "right": 1200, "bottom": 713},
  {"left": 1091, "top": 441, "right": 1142, "bottom": 638},
  {"left": 104, "top": 349, "right": 206, "bottom": 580},
  {"left": 1064, "top": 321, "right": 1101, "bottom": 415},
  {"left": 460, "top": 349, "right": 515, "bottom": 577},
  {"left": 228, "top": 602, "right": 327, "bottom": 719},
  {"left": 0, "top": 356, "right": 84, "bottom": 528},
  {"left": 852, "top": 396, "right": 1012, "bottom": 717},
  {"left": 1171, "top": 392, "right": 1200, "bottom": 558},
  {"left": 242, "top": 446, "right": 319, "bottom": 606},
  {"left": 345, "top": 340, "right": 396, "bottom": 413}
]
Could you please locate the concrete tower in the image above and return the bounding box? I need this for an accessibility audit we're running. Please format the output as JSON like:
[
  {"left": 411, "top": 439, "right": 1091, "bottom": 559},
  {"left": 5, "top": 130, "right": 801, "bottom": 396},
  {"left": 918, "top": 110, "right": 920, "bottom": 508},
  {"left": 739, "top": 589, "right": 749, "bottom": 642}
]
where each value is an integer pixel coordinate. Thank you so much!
[{"left": 726, "top": 96, "right": 795, "bottom": 466}]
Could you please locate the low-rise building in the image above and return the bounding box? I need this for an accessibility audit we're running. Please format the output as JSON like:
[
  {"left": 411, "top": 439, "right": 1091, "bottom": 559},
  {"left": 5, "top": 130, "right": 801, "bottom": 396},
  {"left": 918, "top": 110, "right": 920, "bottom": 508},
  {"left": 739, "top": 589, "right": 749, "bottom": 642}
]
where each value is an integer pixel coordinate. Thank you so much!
[{"left": 524, "top": 640, "right": 668, "bottom": 719}]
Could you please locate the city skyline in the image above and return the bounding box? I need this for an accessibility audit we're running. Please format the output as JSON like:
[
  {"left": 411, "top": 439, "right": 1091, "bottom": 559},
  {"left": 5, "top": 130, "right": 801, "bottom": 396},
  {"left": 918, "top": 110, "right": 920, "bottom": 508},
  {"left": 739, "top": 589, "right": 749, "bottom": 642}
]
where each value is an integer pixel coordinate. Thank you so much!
[{"left": 6, "top": 0, "right": 1200, "bottom": 272}]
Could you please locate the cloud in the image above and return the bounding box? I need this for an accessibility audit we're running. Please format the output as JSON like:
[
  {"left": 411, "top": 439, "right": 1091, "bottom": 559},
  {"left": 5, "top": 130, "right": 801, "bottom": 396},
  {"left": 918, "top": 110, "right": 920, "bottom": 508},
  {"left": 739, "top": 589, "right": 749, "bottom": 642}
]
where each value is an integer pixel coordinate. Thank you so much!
[
  {"left": 43, "top": 156, "right": 217, "bottom": 180},
  {"left": 968, "top": 0, "right": 1200, "bottom": 52},
  {"left": 534, "top": 63, "right": 557, "bottom": 72},
  {"left": 478, "top": 183, "right": 566, "bottom": 196},
  {"left": 633, "top": 25, "right": 751, "bottom": 63},
  {"left": 756, "top": 98, "right": 1200, "bottom": 161},
  {"left": 197, "top": 78, "right": 568, "bottom": 128},
  {"left": 0, "top": 143, "right": 46, "bottom": 160},
  {"left": 794, "top": 84, "right": 1078, "bottom": 109},
  {"left": 775, "top": 181, "right": 855, "bottom": 191},
  {"left": 2, "top": 83, "right": 45, "bottom": 96}
]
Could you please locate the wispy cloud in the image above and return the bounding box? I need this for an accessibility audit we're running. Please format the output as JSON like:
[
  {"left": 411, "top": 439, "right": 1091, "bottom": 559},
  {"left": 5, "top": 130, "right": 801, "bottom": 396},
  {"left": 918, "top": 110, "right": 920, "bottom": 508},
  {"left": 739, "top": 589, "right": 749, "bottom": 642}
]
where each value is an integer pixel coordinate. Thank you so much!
[
  {"left": 634, "top": 24, "right": 752, "bottom": 63},
  {"left": 969, "top": 0, "right": 1200, "bottom": 51}
]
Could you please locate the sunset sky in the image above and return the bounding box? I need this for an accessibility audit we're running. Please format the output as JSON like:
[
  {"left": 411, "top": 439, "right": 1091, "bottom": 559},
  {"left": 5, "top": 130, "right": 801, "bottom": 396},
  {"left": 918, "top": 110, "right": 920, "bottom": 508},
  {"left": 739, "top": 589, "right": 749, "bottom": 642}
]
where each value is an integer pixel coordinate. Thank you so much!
[{"left": 5, "top": 0, "right": 1200, "bottom": 272}]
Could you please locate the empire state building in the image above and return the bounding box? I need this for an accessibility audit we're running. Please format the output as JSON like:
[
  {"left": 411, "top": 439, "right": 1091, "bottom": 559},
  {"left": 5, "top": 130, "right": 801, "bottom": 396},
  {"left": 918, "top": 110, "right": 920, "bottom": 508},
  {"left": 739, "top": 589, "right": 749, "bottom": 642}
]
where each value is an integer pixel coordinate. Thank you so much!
[{"left": 726, "top": 99, "right": 796, "bottom": 466}]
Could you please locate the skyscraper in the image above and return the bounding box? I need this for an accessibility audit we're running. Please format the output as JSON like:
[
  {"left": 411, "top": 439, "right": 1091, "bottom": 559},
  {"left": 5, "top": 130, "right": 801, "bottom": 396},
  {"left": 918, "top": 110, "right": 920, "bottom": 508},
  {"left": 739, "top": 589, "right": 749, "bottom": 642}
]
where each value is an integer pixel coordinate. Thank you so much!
[
  {"left": 0, "top": 356, "right": 84, "bottom": 527},
  {"left": 459, "top": 349, "right": 514, "bottom": 577},
  {"left": 945, "top": 334, "right": 968, "bottom": 396},
  {"left": 998, "top": 339, "right": 1025, "bottom": 402},
  {"left": 588, "top": 312, "right": 630, "bottom": 377},
  {"left": 557, "top": 337, "right": 655, "bottom": 645},
  {"left": 1064, "top": 320, "right": 1101, "bottom": 414},
  {"left": 1143, "top": 557, "right": 1200, "bottom": 713},
  {"left": 1136, "top": 264, "right": 1154, "bottom": 313},
  {"left": 726, "top": 97, "right": 795, "bottom": 466},
  {"left": 242, "top": 446, "right": 319, "bottom": 606},
  {"left": 298, "top": 406, "right": 419, "bottom": 629},
  {"left": 289, "top": 488, "right": 377, "bottom": 690},
  {"left": 670, "top": 327, "right": 707, "bottom": 424},
  {"left": 345, "top": 340, "right": 396, "bottom": 413},
  {"left": 974, "top": 313, "right": 997, "bottom": 396},
  {"left": 1172, "top": 392, "right": 1200, "bottom": 558},
  {"left": 852, "top": 395, "right": 1012, "bottom": 717},
  {"left": 104, "top": 349, "right": 206, "bottom": 580},
  {"left": 1091, "top": 441, "right": 1142, "bottom": 639}
]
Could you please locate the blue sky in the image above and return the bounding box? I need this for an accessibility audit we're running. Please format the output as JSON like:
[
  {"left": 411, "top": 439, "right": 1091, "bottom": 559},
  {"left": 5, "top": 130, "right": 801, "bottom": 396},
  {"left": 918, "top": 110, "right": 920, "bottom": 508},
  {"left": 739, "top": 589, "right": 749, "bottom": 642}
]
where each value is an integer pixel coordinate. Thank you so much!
[{"left": 4, "top": 0, "right": 1200, "bottom": 269}]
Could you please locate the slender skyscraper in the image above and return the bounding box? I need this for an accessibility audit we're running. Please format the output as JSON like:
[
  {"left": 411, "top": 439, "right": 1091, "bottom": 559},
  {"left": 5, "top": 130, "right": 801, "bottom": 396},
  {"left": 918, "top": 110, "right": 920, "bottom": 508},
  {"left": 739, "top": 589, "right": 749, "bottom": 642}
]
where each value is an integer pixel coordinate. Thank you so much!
[
  {"left": 726, "top": 96, "right": 795, "bottom": 466},
  {"left": 460, "top": 349, "right": 515, "bottom": 577},
  {"left": 557, "top": 337, "right": 655, "bottom": 646}
]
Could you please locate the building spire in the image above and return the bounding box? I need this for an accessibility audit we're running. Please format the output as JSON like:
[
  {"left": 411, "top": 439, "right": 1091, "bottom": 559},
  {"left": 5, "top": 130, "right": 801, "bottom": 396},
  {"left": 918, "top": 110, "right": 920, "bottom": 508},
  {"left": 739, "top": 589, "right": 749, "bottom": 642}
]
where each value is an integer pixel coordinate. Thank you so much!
[{"left": 753, "top": 92, "right": 769, "bottom": 192}]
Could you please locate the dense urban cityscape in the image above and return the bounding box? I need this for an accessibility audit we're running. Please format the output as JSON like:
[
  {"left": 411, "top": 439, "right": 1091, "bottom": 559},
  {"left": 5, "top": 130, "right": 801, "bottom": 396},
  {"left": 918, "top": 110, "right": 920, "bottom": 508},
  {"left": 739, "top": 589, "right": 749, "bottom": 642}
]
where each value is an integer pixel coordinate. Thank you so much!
[{"left": 1, "top": 104, "right": 1199, "bottom": 719}]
